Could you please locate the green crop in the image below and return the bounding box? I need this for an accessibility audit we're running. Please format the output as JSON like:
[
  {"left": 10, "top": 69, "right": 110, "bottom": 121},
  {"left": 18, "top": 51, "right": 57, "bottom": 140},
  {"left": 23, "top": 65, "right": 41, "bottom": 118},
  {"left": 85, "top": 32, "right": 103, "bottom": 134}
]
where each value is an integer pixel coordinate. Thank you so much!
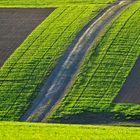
[
  {"left": 0, "top": 1, "right": 110, "bottom": 120},
  {"left": 48, "top": 2, "right": 140, "bottom": 122}
]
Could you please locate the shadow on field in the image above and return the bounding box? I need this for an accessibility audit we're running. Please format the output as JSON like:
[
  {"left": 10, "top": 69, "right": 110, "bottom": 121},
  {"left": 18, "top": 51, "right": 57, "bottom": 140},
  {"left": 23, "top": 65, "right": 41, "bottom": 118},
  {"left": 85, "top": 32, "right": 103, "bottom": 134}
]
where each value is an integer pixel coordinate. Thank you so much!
[{"left": 49, "top": 112, "right": 140, "bottom": 125}]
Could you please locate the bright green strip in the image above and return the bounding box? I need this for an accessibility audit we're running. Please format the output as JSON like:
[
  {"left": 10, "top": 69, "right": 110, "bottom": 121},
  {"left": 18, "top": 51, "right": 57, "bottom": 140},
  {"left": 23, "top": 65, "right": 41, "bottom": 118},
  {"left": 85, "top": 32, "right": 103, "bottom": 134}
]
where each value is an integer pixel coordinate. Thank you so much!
[
  {"left": 0, "top": 5, "right": 108, "bottom": 121},
  {"left": 0, "top": 122, "right": 140, "bottom": 140},
  {"left": 0, "top": 0, "right": 114, "bottom": 7},
  {"left": 49, "top": 2, "right": 140, "bottom": 120}
]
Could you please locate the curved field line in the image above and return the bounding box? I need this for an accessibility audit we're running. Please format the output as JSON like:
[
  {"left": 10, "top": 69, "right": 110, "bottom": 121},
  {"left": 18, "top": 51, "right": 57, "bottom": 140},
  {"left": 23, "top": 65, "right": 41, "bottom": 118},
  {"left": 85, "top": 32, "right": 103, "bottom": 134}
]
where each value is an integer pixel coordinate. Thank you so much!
[
  {"left": 2, "top": 7, "right": 86, "bottom": 120},
  {"left": 73, "top": 6, "right": 140, "bottom": 109},
  {"left": 1, "top": 8, "right": 67, "bottom": 120},
  {"left": 0, "top": 8, "right": 66, "bottom": 81},
  {"left": 21, "top": 0, "right": 134, "bottom": 122}
]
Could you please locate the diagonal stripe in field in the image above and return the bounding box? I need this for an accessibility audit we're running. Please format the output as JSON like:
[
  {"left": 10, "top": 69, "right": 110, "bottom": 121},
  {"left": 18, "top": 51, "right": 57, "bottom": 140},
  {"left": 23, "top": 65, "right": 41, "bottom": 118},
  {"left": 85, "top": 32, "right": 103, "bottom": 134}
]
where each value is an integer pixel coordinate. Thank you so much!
[{"left": 0, "top": 8, "right": 54, "bottom": 67}]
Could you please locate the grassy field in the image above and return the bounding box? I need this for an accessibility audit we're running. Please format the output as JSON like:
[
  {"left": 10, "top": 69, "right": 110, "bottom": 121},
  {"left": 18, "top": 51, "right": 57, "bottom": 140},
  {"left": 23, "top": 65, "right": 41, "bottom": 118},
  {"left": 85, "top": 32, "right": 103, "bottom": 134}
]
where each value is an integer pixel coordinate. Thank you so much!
[
  {"left": 0, "top": 0, "right": 114, "bottom": 7},
  {"left": 0, "top": 0, "right": 140, "bottom": 139},
  {"left": 0, "top": 0, "right": 140, "bottom": 124},
  {"left": 0, "top": 0, "right": 115, "bottom": 121},
  {"left": 47, "top": 2, "right": 140, "bottom": 122},
  {"left": 0, "top": 122, "right": 140, "bottom": 140}
]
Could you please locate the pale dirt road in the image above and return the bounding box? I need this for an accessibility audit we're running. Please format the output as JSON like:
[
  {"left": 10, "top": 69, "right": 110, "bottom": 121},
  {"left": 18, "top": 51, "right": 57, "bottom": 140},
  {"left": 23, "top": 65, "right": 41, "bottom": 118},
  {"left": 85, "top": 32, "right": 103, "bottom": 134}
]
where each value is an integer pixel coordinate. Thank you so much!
[{"left": 21, "top": 0, "right": 134, "bottom": 122}]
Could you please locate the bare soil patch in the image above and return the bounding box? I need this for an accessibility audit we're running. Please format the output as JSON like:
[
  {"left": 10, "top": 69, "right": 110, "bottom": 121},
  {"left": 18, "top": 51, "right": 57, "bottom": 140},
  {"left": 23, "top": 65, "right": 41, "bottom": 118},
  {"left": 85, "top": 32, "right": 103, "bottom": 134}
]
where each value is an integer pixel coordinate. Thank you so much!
[
  {"left": 0, "top": 8, "right": 54, "bottom": 67},
  {"left": 114, "top": 57, "right": 140, "bottom": 104}
]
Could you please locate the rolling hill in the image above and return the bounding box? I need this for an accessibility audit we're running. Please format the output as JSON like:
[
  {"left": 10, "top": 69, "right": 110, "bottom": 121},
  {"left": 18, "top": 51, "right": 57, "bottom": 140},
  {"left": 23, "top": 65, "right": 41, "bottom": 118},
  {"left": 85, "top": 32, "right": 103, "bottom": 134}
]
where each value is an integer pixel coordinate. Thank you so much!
[
  {"left": 0, "top": 0, "right": 115, "bottom": 121},
  {"left": 0, "top": 0, "right": 140, "bottom": 139},
  {"left": 47, "top": 1, "right": 140, "bottom": 123}
]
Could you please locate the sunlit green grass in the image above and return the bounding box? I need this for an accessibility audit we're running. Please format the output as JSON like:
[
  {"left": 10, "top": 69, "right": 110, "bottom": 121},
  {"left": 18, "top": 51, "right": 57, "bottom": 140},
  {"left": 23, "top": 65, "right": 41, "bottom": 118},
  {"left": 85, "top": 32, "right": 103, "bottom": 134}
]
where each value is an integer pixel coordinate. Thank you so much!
[
  {"left": 0, "top": 1, "right": 112, "bottom": 121},
  {"left": 1, "top": 0, "right": 140, "bottom": 123},
  {"left": 0, "top": 0, "right": 114, "bottom": 7},
  {"left": 48, "top": 2, "right": 140, "bottom": 122},
  {"left": 0, "top": 122, "right": 140, "bottom": 140}
]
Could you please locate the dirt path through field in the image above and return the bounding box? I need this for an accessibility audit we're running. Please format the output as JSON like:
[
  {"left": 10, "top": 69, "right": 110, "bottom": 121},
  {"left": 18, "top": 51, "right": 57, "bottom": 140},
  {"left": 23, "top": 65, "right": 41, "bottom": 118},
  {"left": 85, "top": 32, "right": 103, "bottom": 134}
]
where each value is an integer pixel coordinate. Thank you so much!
[
  {"left": 0, "top": 8, "right": 54, "bottom": 67},
  {"left": 21, "top": 0, "right": 134, "bottom": 122}
]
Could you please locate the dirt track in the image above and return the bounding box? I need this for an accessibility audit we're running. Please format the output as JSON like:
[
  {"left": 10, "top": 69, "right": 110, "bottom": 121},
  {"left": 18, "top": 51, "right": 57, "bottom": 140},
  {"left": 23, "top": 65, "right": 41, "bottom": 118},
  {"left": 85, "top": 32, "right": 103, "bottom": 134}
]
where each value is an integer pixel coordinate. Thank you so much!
[
  {"left": 114, "top": 57, "right": 140, "bottom": 104},
  {"left": 0, "top": 8, "right": 54, "bottom": 67},
  {"left": 21, "top": 0, "right": 134, "bottom": 122}
]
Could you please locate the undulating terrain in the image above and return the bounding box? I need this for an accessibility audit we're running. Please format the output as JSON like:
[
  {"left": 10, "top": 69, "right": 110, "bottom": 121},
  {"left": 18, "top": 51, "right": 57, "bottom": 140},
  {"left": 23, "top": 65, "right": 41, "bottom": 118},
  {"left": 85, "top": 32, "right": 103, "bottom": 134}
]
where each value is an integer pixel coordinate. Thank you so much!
[
  {"left": 48, "top": 1, "right": 140, "bottom": 123},
  {"left": 0, "top": 0, "right": 140, "bottom": 139},
  {"left": 0, "top": 0, "right": 113, "bottom": 121}
]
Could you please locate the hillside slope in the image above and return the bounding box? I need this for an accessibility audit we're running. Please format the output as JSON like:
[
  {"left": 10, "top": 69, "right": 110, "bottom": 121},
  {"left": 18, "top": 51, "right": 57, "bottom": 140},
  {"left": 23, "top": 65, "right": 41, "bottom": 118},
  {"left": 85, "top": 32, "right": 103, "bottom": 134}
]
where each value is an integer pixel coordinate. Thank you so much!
[
  {"left": 47, "top": 1, "right": 140, "bottom": 123},
  {"left": 22, "top": 0, "right": 134, "bottom": 122},
  {"left": 0, "top": 122, "right": 140, "bottom": 140},
  {"left": 0, "top": 1, "right": 112, "bottom": 121}
]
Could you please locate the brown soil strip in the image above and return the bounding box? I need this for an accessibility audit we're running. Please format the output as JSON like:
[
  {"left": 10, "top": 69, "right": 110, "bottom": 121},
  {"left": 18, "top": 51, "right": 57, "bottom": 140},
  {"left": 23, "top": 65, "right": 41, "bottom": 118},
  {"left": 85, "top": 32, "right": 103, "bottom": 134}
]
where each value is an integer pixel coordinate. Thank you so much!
[
  {"left": 0, "top": 8, "right": 54, "bottom": 67},
  {"left": 113, "top": 57, "right": 140, "bottom": 104}
]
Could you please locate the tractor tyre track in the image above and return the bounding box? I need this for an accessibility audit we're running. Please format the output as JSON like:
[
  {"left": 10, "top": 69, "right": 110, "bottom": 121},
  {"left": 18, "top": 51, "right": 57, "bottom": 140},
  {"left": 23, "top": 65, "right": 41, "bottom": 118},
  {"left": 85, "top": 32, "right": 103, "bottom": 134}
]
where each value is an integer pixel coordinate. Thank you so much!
[{"left": 21, "top": 0, "right": 135, "bottom": 122}]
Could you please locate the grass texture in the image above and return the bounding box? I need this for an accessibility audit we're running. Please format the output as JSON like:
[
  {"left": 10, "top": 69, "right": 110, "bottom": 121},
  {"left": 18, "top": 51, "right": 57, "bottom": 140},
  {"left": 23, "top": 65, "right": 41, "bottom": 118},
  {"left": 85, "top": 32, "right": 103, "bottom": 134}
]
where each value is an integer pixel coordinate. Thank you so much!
[
  {"left": 0, "top": 122, "right": 140, "bottom": 140},
  {"left": 0, "top": 1, "right": 110, "bottom": 120},
  {"left": 48, "top": 2, "right": 140, "bottom": 122}
]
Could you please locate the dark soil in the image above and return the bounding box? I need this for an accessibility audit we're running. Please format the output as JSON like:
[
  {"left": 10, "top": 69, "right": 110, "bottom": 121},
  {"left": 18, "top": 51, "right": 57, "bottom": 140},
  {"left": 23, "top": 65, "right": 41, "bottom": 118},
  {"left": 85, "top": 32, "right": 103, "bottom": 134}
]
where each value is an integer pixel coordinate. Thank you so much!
[
  {"left": 0, "top": 8, "right": 54, "bottom": 67},
  {"left": 113, "top": 57, "right": 140, "bottom": 104}
]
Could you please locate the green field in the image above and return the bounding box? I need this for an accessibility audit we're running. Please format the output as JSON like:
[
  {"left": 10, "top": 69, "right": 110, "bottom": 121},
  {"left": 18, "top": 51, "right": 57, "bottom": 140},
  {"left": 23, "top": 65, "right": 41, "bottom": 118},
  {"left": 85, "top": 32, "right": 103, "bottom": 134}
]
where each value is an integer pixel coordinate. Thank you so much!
[
  {"left": 0, "top": 122, "right": 140, "bottom": 140},
  {"left": 0, "top": 0, "right": 115, "bottom": 121},
  {"left": 0, "top": 0, "right": 140, "bottom": 122},
  {"left": 0, "top": 0, "right": 140, "bottom": 139},
  {"left": 0, "top": 0, "right": 114, "bottom": 7},
  {"left": 48, "top": 2, "right": 140, "bottom": 122}
]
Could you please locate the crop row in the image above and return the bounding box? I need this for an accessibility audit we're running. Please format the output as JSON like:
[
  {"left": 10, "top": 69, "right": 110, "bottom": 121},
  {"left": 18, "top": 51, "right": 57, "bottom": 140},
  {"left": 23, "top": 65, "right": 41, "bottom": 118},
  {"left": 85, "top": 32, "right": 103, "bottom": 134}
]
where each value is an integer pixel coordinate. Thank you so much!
[
  {"left": 0, "top": 5, "right": 107, "bottom": 120},
  {"left": 49, "top": 2, "right": 140, "bottom": 121},
  {"left": 0, "top": 0, "right": 114, "bottom": 7},
  {"left": 1, "top": 122, "right": 140, "bottom": 139}
]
